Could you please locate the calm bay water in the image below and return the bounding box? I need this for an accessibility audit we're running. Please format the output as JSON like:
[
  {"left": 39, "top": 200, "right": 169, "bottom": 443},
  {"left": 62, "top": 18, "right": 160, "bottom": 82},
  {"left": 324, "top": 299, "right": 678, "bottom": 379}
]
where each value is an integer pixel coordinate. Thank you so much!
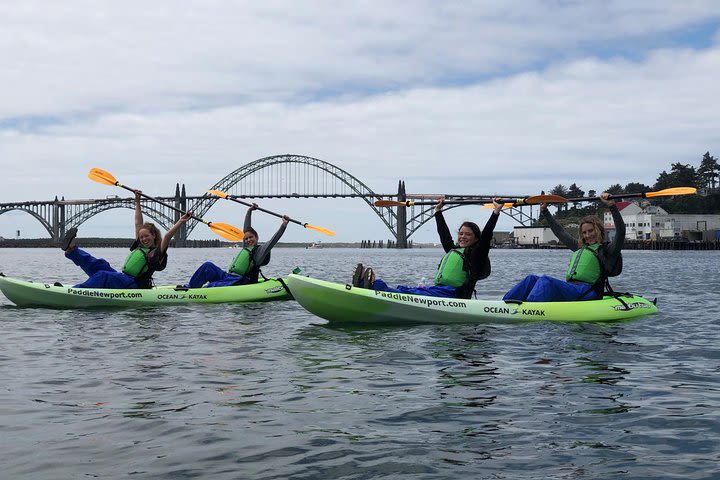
[{"left": 0, "top": 247, "right": 719, "bottom": 479}]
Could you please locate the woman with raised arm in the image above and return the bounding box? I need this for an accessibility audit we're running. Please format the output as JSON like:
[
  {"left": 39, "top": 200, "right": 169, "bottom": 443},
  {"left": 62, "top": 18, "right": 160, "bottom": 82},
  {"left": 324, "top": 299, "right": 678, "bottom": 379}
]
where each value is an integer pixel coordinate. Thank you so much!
[
  {"left": 502, "top": 192, "right": 624, "bottom": 302},
  {"left": 352, "top": 198, "right": 503, "bottom": 299},
  {"left": 60, "top": 190, "right": 191, "bottom": 289},
  {"left": 183, "top": 203, "right": 290, "bottom": 288}
]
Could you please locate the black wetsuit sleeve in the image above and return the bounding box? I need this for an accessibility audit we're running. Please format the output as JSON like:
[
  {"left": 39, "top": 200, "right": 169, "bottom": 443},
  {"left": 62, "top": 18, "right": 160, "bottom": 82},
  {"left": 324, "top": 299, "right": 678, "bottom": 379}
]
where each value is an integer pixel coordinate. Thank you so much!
[
  {"left": 435, "top": 211, "right": 454, "bottom": 252},
  {"left": 542, "top": 208, "right": 579, "bottom": 251},
  {"left": 467, "top": 211, "right": 499, "bottom": 270},
  {"left": 605, "top": 205, "right": 625, "bottom": 256},
  {"left": 252, "top": 222, "right": 288, "bottom": 266},
  {"left": 244, "top": 209, "right": 253, "bottom": 232}
]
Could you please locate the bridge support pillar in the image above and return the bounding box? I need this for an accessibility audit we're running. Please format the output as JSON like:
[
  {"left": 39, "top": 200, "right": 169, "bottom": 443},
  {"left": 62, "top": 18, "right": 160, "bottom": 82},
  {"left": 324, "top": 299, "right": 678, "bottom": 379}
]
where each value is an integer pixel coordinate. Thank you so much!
[
  {"left": 55, "top": 197, "right": 65, "bottom": 243},
  {"left": 174, "top": 183, "right": 188, "bottom": 247},
  {"left": 396, "top": 180, "right": 408, "bottom": 248}
]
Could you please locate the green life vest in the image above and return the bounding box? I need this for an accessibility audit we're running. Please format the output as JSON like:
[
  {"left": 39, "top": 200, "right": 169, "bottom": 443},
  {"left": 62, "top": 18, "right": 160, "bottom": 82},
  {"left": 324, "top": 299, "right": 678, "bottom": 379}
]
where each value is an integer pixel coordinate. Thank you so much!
[
  {"left": 228, "top": 247, "right": 255, "bottom": 275},
  {"left": 433, "top": 248, "right": 468, "bottom": 288},
  {"left": 122, "top": 247, "right": 152, "bottom": 278},
  {"left": 566, "top": 244, "right": 601, "bottom": 284}
]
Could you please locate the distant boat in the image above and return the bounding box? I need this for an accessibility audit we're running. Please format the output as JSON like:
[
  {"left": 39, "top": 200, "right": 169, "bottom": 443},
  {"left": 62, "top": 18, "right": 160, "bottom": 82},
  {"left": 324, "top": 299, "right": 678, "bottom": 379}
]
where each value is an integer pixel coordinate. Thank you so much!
[{"left": 306, "top": 241, "right": 323, "bottom": 249}]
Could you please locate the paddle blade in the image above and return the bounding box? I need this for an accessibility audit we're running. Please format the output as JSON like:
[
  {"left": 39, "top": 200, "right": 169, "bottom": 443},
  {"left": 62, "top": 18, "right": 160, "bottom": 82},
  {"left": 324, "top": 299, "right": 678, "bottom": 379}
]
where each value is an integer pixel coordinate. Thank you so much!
[
  {"left": 645, "top": 187, "right": 697, "bottom": 197},
  {"left": 88, "top": 168, "right": 119, "bottom": 186},
  {"left": 207, "top": 189, "right": 229, "bottom": 199},
  {"left": 208, "top": 222, "right": 244, "bottom": 242},
  {"left": 522, "top": 194, "right": 568, "bottom": 204},
  {"left": 374, "top": 200, "right": 407, "bottom": 207},
  {"left": 482, "top": 202, "right": 515, "bottom": 209},
  {"left": 305, "top": 224, "right": 336, "bottom": 236}
]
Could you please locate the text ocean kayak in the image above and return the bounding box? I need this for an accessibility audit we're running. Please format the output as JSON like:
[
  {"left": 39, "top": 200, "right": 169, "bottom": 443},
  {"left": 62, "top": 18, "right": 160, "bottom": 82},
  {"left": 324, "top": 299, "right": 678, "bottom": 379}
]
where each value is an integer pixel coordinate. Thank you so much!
[
  {"left": 0, "top": 273, "right": 291, "bottom": 308},
  {"left": 286, "top": 274, "right": 659, "bottom": 325}
]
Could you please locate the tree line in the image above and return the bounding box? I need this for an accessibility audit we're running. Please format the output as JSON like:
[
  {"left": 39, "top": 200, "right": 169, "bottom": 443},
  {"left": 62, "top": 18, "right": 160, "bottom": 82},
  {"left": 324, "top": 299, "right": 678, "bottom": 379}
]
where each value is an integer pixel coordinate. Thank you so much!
[{"left": 546, "top": 151, "right": 720, "bottom": 219}]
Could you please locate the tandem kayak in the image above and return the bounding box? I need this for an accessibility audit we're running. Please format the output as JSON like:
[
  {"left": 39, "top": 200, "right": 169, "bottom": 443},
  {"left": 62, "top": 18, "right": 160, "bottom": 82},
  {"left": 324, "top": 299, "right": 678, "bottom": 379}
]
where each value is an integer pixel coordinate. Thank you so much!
[
  {"left": 0, "top": 273, "right": 291, "bottom": 308},
  {"left": 286, "top": 274, "right": 659, "bottom": 325}
]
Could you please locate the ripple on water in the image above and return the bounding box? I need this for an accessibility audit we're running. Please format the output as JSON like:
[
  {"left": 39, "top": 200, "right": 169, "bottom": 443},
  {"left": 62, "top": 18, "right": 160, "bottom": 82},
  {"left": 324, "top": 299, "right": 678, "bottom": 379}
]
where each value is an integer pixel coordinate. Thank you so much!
[{"left": 1, "top": 248, "right": 720, "bottom": 478}]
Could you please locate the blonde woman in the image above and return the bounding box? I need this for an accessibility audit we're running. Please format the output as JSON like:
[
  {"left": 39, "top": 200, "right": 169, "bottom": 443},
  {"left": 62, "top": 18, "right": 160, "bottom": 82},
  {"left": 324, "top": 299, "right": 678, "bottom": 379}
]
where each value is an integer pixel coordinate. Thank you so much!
[
  {"left": 61, "top": 190, "right": 191, "bottom": 289},
  {"left": 503, "top": 192, "right": 624, "bottom": 302}
]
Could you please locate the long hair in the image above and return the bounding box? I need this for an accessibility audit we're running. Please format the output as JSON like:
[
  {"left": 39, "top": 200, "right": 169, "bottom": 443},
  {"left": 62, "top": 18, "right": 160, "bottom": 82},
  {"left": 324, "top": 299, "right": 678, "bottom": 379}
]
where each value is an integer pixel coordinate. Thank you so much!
[
  {"left": 578, "top": 215, "right": 605, "bottom": 246},
  {"left": 459, "top": 221, "right": 481, "bottom": 247},
  {"left": 139, "top": 222, "right": 162, "bottom": 248},
  {"left": 244, "top": 227, "right": 259, "bottom": 241}
]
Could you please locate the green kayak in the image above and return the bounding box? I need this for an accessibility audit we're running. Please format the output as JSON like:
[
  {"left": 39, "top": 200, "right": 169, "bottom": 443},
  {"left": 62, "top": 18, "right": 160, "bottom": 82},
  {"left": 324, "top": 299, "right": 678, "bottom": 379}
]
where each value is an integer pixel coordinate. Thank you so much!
[
  {"left": 0, "top": 273, "right": 291, "bottom": 308},
  {"left": 287, "top": 274, "right": 659, "bottom": 325}
]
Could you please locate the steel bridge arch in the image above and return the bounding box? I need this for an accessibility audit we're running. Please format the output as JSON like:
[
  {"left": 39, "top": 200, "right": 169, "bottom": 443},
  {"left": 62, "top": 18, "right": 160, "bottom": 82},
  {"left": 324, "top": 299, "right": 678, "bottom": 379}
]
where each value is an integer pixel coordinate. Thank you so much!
[
  {"left": 184, "top": 154, "right": 399, "bottom": 237},
  {"left": 65, "top": 201, "right": 176, "bottom": 233},
  {"left": 0, "top": 208, "right": 54, "bottom": 238}
]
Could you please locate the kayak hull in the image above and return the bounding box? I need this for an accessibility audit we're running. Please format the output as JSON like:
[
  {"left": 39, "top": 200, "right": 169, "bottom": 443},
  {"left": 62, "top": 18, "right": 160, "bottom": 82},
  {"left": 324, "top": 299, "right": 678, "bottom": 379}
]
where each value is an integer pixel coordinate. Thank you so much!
[
  {"left": 0, "top": 274, "right": 291, "bottom": 308},
  {"left": 286, "top": 274, "right": 659, "bottom": 325}
]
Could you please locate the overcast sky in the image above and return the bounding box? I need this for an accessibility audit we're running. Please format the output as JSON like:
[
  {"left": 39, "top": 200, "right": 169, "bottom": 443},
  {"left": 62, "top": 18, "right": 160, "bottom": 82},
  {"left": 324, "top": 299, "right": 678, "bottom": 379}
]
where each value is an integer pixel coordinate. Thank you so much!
[{"left": 1, "top": 1, "right": 719, "bottom": 242}]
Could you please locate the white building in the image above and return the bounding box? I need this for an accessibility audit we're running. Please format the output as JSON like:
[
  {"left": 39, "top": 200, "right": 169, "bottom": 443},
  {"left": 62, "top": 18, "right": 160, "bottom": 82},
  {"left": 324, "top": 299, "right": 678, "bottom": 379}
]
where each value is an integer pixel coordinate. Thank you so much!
[
  {"left": 606, "top": 201, "right": 720, "bottom": 240},
  {"left": 512, "top": 226, "right": 560, "bottom": 246},
  {"left": 510, "top": 202, "right": 720, "bottom": 246}
]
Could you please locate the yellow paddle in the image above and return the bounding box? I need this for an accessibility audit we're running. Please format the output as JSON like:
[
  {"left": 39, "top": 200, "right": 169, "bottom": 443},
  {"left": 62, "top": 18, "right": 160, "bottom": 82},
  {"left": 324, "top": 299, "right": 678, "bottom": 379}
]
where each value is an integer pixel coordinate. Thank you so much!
[
  {"left": 208, "top": 190, "right": 336, "bottom": 237},
  {"left": 567, "top": 186, "right": 697, "bottom": 202},
  {"left": 481, "top": 186, "right": 698, "bottom": 208},
  {"left": 88, "top": 168, "right": 244, "bottom": 241}
]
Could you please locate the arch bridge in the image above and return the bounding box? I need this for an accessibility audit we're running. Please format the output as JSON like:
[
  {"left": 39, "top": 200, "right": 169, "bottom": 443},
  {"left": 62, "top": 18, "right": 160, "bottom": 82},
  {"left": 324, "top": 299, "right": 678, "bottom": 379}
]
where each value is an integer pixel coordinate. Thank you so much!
[{"left": 0, "top": 155, "right": 533, "bottom": 247}]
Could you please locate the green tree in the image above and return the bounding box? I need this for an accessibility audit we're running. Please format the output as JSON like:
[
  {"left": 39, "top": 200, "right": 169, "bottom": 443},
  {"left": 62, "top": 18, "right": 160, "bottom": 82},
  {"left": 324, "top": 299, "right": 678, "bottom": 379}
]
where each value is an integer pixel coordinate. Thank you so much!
[
  {"left": 567, "top": 183, "right": 584, "bottom": 198},
  {"left": 550, "top": 184, "right": 569, "bottom": 197},
  {"left": 550, "top": 184, "right": 569, "bottom": 211},
  {"left": 654, "top": 163, "right": 697, "bottom": 190},
  {"left": 697, "top": 152, "right": 719, "bottom": 191},
  {"left": 567, "top": 183, "right": 585, "bottom": 209},
  {"left": 624, "top": 182, "right": 652, "bottom": 194},
  {"left": 604, "top": 183, "right": 624, "bottom": 195}
]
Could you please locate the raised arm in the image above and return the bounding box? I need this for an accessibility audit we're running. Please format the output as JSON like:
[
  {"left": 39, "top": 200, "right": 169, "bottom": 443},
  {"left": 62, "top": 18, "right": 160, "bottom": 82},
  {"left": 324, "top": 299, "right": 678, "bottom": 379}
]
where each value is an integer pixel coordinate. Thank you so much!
[
  {"left": 244, "top": 203, "right": 257, "bottom": 232},
  {"left": 160, "top": 211, "right": 192, "bottom": 253},
  {"left": 466, "top": 199, "right": 502, "bottom": 266},
  {"left": 434, "top": 198, "right": 455, "bottom": 252},
  {"left": 252, "top": 215, "right": 289, "bottom": 266},
  {"left": 134, "top": 190, "right": 144, "bottom": 237},
  {"left": 478, "top": 198, "right": 503, "bottom": 246},
  {"left": 541, "top": 205, "right": 579, "bottom": 251},
  {"left": 600, "top": 192, "right": 625, "bottom": 255}
]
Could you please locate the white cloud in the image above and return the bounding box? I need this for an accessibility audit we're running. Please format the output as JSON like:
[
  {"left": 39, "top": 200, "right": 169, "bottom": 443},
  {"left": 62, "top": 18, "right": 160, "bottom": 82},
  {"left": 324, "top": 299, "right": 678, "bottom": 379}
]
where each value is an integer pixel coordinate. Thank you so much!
[{"left": 1, "top": 1, "right": 718, "bottom": 241}]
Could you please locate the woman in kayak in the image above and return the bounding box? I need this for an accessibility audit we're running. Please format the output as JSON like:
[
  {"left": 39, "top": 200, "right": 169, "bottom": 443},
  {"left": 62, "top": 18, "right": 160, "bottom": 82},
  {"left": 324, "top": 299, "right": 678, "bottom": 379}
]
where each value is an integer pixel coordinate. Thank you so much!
[
  {"left": 183, "top": 203, "right": 289, "bottom": 288},
  {"left": 353, "top": 198, "right": 504, "bottom": 299},
  {"left": 61, "top": 190, "right": 191, "bottom": 289},
  {"left": 502, "top": 192, "right": 624, "bottom": 302}
]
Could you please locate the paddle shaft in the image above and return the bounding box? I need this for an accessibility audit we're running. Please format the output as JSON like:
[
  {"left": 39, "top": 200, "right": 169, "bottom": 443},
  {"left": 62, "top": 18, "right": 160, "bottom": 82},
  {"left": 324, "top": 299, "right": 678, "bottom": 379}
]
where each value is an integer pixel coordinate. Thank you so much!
[
  {"left": 389, "top": 198, "right": 529, "bottom": 207},
  {"left": 221, "top": 195, "right": 303, "bottom": 227},
  {"left": 568, "top": 192, "right": 661, "bottom": 203},
  {"left": 384, "top": 194, "right": 564, "bottom": 207},
  {"left": 114, "top": 182, "right": 205, "bottom": 224}
]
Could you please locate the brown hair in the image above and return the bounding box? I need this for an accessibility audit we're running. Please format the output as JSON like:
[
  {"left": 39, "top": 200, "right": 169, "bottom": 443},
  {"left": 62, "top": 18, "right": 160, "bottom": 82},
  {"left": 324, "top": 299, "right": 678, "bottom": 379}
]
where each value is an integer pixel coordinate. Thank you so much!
[
  {"left": 458, "top": 221, "right": 481, "bottom": 245},
  {"left": 139, "top": 222, "right": 162, "bottom": 247},
  {"left": 578, "top": 215, "right": 605, "bottom": 246}
]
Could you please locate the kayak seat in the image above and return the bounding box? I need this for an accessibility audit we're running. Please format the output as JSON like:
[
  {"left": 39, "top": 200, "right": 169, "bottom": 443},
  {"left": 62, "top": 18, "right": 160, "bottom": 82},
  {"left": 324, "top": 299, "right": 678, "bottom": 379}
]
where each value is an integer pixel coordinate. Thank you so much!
[{"left": 504, "top": 299, "right": 523, "bottom": 305}]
